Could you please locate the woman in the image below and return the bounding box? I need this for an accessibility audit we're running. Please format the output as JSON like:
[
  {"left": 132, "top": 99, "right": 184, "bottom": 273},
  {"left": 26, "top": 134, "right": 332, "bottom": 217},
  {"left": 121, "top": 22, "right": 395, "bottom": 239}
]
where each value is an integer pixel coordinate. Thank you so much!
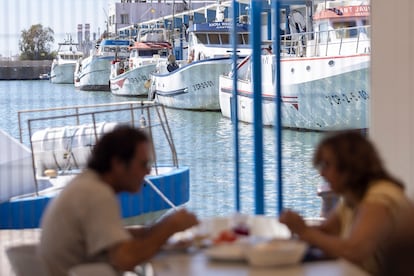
[{"left": 279, "top": 130, "right": 413, "bottom": 275}]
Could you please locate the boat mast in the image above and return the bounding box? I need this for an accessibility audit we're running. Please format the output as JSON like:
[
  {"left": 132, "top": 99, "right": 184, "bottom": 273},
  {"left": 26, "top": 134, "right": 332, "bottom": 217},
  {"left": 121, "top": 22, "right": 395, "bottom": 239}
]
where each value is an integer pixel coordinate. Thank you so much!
[{"left": 172, "top": 0, "right": 176, "bottom": 50}]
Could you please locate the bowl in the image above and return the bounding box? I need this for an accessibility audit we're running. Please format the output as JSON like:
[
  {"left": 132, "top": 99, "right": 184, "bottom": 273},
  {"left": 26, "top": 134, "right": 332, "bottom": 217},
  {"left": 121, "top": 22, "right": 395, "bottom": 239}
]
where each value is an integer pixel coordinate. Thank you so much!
[{"left": 245, "top": 239, "right": 307, "bottom": 267}]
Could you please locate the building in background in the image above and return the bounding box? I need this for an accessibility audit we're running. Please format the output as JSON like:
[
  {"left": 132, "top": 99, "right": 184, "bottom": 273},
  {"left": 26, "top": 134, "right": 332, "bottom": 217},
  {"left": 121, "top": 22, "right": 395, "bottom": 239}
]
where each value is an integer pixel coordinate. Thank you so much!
[{"left": 107, "top": 1, "right": 222, "bottom": 35}]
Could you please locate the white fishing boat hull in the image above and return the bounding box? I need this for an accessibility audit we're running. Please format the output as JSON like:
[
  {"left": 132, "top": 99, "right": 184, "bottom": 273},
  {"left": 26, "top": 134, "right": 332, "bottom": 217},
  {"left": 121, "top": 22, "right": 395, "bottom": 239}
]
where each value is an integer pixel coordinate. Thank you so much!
[
  {"left": 150, "top": 58, "right": 233, "bottom": 110},
  {"left": 50, "top": 62, "right": 76, "bottom": 84},
  {"left": 78, "top": 55, "right": 113, "bottom": 91},
  {"left": 219, "top": 54, "right": 370, "bottom": 131},
  {"left": 110, "top": 64, "right": 156, "bottom": 96}
]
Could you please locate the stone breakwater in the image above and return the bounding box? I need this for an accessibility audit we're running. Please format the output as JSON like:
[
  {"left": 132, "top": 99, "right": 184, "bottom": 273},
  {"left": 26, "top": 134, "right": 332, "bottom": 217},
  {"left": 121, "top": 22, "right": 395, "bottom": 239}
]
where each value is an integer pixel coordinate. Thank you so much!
[{"left": 0, "top": 60, "right": 52, "bottom": 80}]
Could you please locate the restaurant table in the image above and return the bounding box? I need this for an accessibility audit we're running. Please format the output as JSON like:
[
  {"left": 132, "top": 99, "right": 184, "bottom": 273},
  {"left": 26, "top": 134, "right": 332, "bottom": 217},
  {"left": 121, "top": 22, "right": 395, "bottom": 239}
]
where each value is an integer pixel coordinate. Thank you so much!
[{"left": 150, "top": 250, "right": 370, "bottom": 276}]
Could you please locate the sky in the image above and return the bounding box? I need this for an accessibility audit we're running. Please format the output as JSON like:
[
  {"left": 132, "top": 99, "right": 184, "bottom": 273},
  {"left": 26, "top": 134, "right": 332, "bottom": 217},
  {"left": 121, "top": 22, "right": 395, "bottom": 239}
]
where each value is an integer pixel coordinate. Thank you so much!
[{"left": 0, "top": 0, "right": 117, "bottom": 57}]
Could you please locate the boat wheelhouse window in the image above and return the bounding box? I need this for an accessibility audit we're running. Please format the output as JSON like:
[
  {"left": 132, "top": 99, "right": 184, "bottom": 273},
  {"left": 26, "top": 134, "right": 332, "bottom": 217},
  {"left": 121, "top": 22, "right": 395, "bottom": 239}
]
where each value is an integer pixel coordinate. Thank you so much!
[
  {"left": 209, "top": 34, "right": 220, "bottom": 45},
  {"left": 104, "top": 47, "right": 115, "bottom": 52},
  {"left": 139, "top": 49, "right": 159, "bottom": 56},
  {"left": 237, "top": 34, "right": 249, "bottom": 45},
  {"left": 221, "top": 34, "right": 230, "bottom": 44},
  {"left": 333, "top": 21, "right": 357, "bottom": 38},
  {"left": 196, "top": 34, "right": 208, "bottom": 44},
  {"left": 62, "top": 55, "right": 73, "bottom": 60},
  {"left": 159, "top": 49, "right": 168, "bottom": 57}
]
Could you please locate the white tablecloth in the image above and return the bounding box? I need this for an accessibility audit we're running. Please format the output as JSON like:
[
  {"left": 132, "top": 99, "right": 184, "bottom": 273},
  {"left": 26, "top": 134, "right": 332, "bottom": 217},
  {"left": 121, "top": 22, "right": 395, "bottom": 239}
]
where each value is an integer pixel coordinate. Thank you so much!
[{"left": 150, "top": 250, "right": 369, "bottom": 276}]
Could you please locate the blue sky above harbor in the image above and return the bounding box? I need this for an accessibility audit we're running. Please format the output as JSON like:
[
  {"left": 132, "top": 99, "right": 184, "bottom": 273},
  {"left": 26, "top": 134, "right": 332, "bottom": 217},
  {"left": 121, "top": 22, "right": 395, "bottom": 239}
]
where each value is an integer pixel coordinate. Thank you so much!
[{"left": 0, "top": 0, "right": 117, "bottom": 57}]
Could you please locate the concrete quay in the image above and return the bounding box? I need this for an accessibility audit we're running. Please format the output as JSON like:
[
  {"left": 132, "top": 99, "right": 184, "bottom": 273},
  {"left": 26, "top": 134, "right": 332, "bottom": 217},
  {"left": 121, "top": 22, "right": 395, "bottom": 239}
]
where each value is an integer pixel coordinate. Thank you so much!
[{"left": 0, "top": 60, "right": 52, "bottom": 80}]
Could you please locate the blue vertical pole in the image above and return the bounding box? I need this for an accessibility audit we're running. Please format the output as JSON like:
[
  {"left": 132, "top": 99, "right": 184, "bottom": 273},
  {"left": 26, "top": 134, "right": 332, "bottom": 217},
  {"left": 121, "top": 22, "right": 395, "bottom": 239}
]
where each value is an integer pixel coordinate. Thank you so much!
[
  {"left": 272, "top": 0, "right": 283, "bottom": 214},
  {"left": 251, "top": 0, "right": 264, "bottom": 215},
  {"left": 267, "top": 11, "right": 272, "bottom": 40},
  {"left": 231, "top": 0, "right": 241, "bottom": 212}
]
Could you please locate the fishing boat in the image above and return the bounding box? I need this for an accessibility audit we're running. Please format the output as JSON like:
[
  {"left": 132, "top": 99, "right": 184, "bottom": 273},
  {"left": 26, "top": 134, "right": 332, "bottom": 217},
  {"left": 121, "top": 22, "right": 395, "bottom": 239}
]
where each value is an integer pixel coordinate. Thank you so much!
[
  {"left": 77, "top": 39, "right": 131, "bottom": 91},
  {"left": 50, "top": 36, "right": 84, "bottom": 84},
  {"left": 219, "top": 0, "right": 370, "bottom": 131},
  {"left": 148, "top": 20, "right": 251, "bottom": 111},
  {"left": 0, "top": 101, "right": 189, "bottom": 229},
  {"left": 110, "top": 28, "right": 172, "bottom": 97}
]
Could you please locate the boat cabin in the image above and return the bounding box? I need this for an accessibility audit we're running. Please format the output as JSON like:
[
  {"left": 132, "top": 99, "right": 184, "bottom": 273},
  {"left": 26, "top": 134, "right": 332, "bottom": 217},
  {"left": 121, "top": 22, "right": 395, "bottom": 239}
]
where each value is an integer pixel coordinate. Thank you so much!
[
  {"left": 137, "top": 27, "right": 170, "bottom": 43},
  {"left": 281, "top": 0, "right": 370, "bottom": 57},
  {"left": 312, "top": 1, "right": 370, "bottom": 56},
  {"left": 97, "top": 39, "right": 131, "bottom": 57},
  {"left": 187, "top": 22, "right": 251, "bottom": 61},
  {"left": 128, "top": 41, "right": 171, "bottom": 69},
  {"left": 55, "top": 39, "right": 84, "bottom": 62}
]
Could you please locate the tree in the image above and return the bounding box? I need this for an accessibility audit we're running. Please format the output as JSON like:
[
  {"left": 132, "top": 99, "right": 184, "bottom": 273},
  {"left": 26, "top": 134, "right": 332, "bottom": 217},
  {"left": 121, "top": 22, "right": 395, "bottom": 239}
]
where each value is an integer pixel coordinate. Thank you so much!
[{"left": 19, "top": 24, "right": 55, "bottom": 60}]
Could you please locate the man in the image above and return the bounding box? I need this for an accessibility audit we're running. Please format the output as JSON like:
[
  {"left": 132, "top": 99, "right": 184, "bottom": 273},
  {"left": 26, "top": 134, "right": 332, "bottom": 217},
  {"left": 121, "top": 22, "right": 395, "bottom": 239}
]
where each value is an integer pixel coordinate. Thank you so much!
[
  {"left": 39, "top": 125, "right": 198, "bottom": 275},
  {"left": 166, "top": 54, "right": 179, "bottom": 72}
]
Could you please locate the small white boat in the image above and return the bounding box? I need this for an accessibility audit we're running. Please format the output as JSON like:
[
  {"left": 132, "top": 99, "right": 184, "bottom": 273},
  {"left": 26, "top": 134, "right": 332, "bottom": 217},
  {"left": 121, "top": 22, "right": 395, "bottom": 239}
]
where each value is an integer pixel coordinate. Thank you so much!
[
  {"left": 149, "top": 21, "right": 251, "bottom": 111},
  {"left": 50, "top": 36, "right": 84, "bottom": 84},
  {"left": 0, "top": 101, "right": 190, "bottom": 229},
  {"left": 110, "top": 28, "right": 172, "bottom": 97},
  {"left": 219, "top": 0, "right": 370, "bottom": 131},
  {"left": 38, "top": 73, "right": 50, "bottom": 80},
  {"left": 77, "top": 39, "right": 131, "bottom": 91}
]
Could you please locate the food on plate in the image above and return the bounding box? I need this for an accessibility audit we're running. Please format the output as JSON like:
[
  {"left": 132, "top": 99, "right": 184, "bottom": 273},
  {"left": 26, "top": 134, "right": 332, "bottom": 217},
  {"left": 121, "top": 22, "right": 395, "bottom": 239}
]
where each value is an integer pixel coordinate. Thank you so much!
[
  {"left": 232, "top": 223, "right": 250, "bottom": 236},
  {"left": 213, "top": 230, "right": 238, "bottom": 244}
]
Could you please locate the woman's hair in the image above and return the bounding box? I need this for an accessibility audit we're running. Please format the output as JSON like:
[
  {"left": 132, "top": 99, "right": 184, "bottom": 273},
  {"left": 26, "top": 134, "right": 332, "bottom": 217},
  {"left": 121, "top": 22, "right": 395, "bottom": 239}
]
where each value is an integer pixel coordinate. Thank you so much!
[
  {"left": 313, "top": 130, "right": 403, "bottom": 199},
  {"left": 87, "top": 125, "right": 150, "bottom": 174}
]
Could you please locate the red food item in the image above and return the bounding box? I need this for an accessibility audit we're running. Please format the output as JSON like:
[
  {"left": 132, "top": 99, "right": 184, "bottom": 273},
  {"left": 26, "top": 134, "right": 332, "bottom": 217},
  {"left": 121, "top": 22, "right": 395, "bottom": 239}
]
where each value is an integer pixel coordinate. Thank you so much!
[
  {"left": 213, "top": 230, "right": 238, "bottom": 244},
  {"left": 232, "top": 224, "right": 250, "bottom": 236}
]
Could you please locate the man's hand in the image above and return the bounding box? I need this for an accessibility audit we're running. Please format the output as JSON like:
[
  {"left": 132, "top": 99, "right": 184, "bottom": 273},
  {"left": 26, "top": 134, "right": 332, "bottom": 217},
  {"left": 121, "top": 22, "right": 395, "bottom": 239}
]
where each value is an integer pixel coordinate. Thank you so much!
[{"left": 164, "top": 208, "right": 199, "bottom": 233}]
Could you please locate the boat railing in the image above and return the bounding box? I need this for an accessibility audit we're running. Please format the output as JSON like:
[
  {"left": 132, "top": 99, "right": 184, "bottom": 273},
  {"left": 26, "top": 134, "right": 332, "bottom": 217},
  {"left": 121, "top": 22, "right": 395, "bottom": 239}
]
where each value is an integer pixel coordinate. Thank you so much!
[
  {"left": 17, "top": 101, "right": 179, "bottom": 187},
  {"left": 280, "top": 25, "right": 371, "bottom": 57}
]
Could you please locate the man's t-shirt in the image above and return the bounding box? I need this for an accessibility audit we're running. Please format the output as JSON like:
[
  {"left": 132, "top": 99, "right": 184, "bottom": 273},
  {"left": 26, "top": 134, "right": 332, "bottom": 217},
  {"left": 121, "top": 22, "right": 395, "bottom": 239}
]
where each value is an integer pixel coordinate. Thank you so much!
[{"left": 39, "top": 170, "right": 132, "bottom": 276}]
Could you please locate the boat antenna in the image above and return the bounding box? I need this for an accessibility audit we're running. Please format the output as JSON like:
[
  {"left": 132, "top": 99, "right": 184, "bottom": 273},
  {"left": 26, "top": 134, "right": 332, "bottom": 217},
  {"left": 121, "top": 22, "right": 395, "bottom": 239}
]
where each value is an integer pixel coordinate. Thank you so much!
[
  {"left": 172, "top": 0, "right": 176, "bottom": 50},
  {"left": 102, "top": 7, "right": 109, "bottom": 35}
]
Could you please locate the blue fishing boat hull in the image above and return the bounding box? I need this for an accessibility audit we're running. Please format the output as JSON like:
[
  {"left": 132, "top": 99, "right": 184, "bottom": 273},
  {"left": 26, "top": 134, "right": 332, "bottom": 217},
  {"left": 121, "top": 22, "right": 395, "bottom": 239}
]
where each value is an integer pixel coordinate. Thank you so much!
[{"left": 0, "top": 166, "right": 189, "bottom": 229}]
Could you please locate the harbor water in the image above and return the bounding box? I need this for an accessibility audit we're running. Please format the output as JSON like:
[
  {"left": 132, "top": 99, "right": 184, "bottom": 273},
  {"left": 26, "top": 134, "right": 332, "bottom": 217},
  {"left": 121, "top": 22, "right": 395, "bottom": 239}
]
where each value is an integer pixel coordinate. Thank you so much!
[{"left": 0, "top": 80, "right": 325, "bottom": 219}]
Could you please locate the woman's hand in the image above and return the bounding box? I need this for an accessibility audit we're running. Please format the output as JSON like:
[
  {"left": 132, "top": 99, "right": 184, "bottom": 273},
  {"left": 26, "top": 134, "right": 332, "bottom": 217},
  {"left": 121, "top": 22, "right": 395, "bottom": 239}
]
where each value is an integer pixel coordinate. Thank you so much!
[{"left": 279, "top": 210, "right": 307, "bottom": 237}]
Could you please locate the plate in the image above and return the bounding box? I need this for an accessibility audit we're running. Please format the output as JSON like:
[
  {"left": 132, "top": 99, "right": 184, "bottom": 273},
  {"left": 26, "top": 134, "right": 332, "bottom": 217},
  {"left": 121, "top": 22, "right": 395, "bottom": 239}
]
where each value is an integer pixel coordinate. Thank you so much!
[{"left": 204, "top": 243, "right": 245, "bottom": 261}]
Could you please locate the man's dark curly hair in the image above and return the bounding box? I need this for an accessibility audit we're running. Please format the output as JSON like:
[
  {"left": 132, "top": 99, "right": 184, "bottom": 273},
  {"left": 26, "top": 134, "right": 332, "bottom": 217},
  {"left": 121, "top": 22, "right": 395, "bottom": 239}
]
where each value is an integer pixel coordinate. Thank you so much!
[{"left": 87, "top": 124, "right": 150, "bottom": 174}]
